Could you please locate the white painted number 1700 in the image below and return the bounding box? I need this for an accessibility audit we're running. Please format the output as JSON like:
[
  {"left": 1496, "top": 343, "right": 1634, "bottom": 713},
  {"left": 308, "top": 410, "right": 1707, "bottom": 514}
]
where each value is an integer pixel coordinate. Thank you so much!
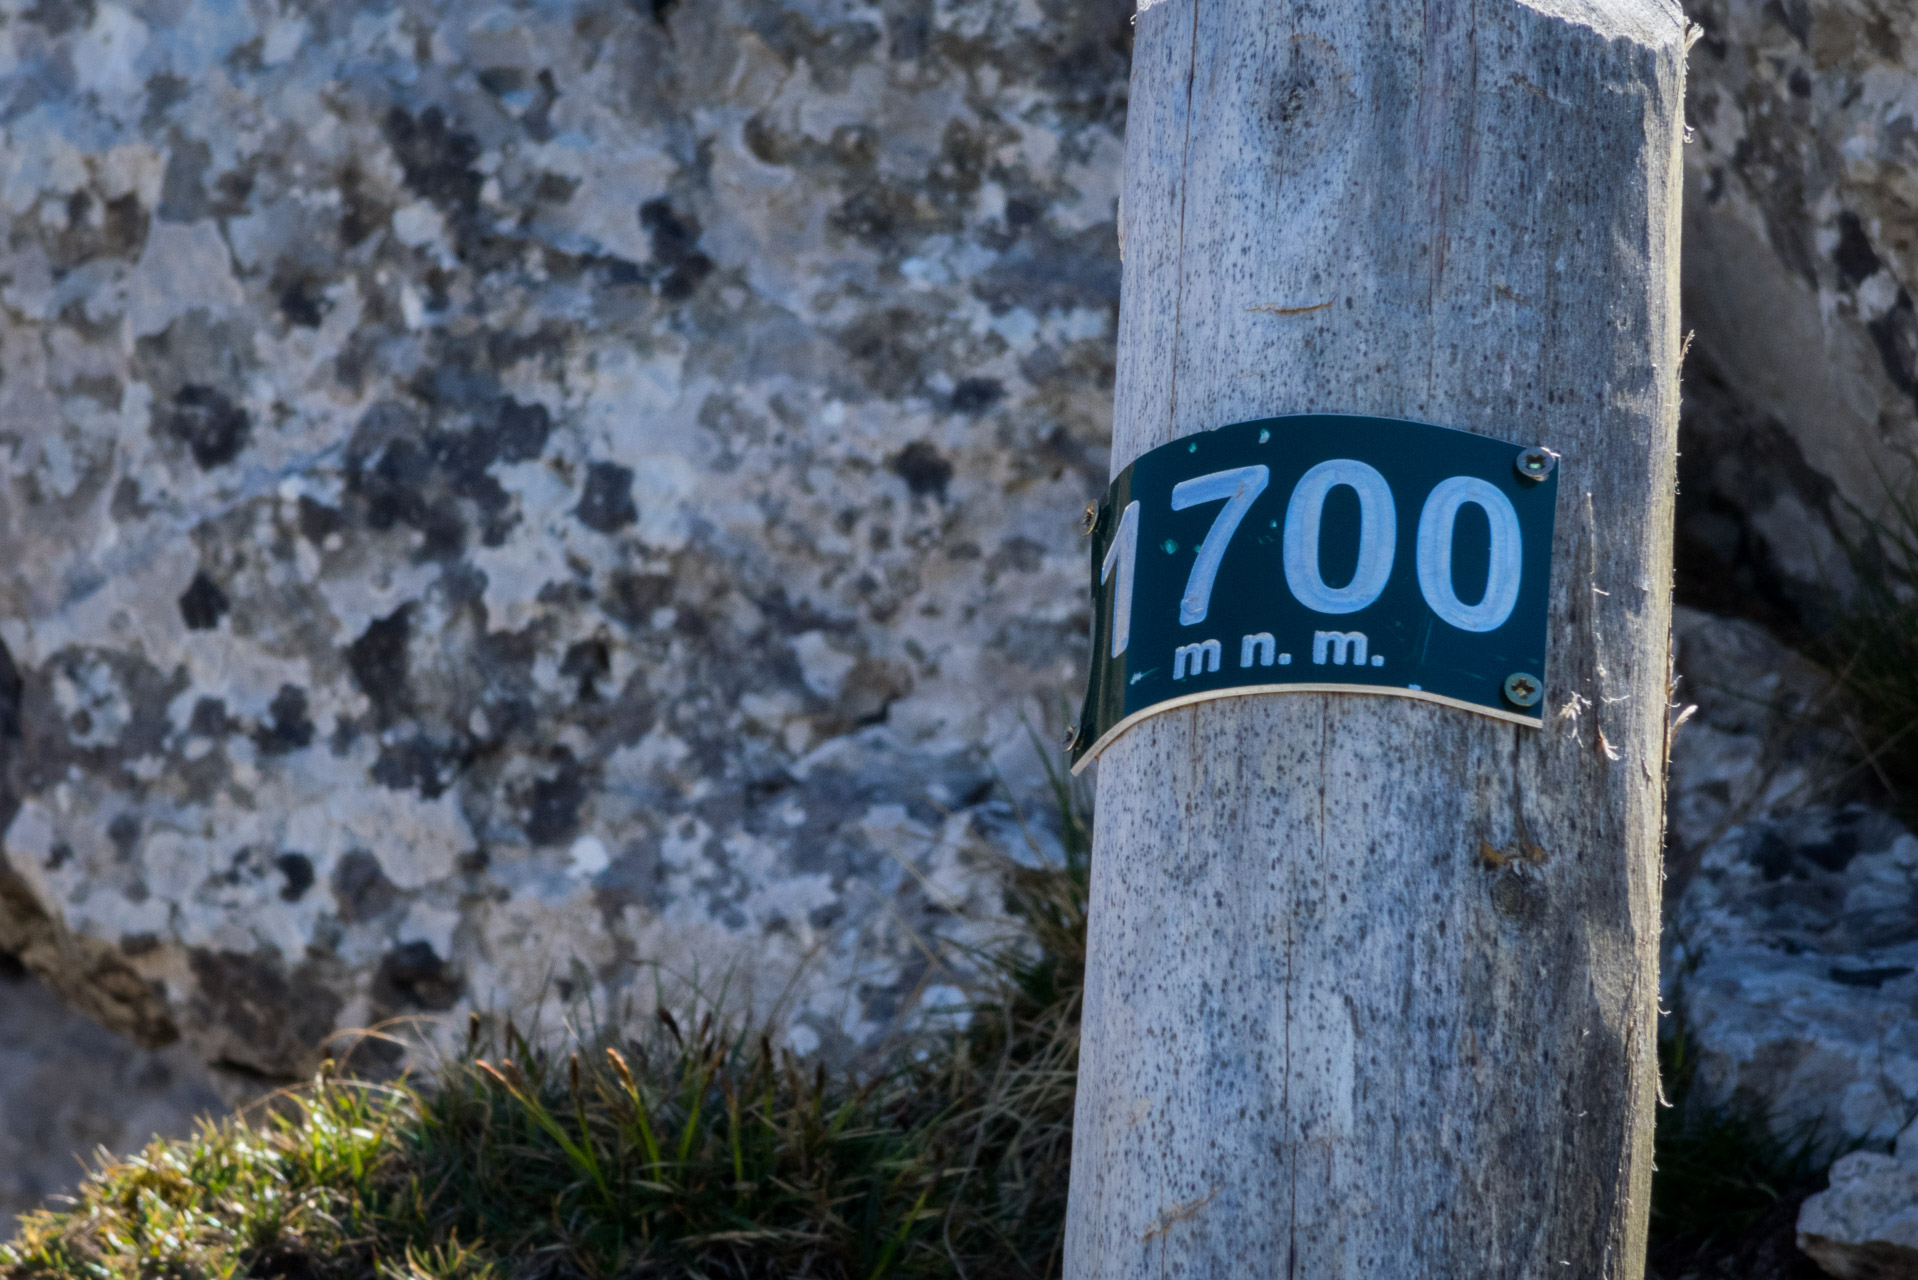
[{"left": 1102, "top": 460, "right": 1525, "bottom": 657}]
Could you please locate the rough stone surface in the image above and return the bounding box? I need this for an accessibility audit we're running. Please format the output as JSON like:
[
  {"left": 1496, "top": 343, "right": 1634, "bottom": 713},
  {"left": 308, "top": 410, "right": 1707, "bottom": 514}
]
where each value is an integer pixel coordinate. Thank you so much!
[
  {"left": 0, "top": 0, "right": 1129, "bottom": 1081},
  {"left": 1677, "top": 0, "right": 1918, "bottom": 631},
  {"left": 0, "top": 961, "right": 221, "bottom": 1231},
  {"left": 1660, "top": 610, "right": 1918, "bottom": 1148},
  {"left": 1666, "top": 603, "right": 1847, "bottom": 886},
  {"left": 1798, "top": 1119, "right": 1918, "bottom": 1280},
  {"left": 1667, "top": 800, "right": 1918, "bottom": 1145}
]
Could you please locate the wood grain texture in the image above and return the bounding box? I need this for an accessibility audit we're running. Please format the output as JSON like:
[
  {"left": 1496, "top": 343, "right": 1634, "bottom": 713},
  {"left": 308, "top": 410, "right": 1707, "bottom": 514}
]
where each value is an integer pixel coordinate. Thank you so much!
[{"left": 1065, "top": 2, "right": 1686, "bottom": 1276}]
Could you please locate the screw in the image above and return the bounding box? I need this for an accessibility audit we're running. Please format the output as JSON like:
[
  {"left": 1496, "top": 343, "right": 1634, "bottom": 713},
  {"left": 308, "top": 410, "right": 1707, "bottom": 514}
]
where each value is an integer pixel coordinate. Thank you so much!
[
  {"left": 1502, "top": 672, "right": 1544, "bottom": 708},
  {"left": 1515, "top": 446, "right": 1558, "bottom": 482},
  {"left": 1080, "top": 502, "right": 1101, "bottom": 536}
]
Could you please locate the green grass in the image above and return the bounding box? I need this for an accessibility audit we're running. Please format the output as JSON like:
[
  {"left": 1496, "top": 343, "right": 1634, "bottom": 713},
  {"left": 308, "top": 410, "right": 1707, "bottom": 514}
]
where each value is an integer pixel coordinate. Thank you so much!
[{"left": 1821, "top": 483, "right": 1918, "bottom": 814}]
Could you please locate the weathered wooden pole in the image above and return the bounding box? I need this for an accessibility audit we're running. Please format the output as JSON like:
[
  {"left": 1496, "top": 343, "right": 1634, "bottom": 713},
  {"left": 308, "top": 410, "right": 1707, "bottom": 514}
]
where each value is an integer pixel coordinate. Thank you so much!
[{"left": 1065, "top": 2, "right": 1685, "bottom": 1276}]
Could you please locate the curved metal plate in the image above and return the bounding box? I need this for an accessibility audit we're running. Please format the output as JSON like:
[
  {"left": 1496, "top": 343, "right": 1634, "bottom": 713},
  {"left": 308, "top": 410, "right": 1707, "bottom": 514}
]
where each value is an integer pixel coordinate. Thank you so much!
[{"left": 1071, "top": 414, "right": 1559, "bottom": 772}]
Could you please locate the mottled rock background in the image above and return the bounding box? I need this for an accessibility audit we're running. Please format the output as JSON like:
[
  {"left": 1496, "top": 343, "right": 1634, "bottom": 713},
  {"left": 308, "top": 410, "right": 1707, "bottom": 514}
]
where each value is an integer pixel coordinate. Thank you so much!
[
  {"left": 11, "top": 0, "right": 1918, "bottom": 1236},
  {"left": 1678, "top": 0, "right": 1918, "bottom": 632},
  {"left": 0, "top": 0, "right": 1129, "bottom": 1113}
]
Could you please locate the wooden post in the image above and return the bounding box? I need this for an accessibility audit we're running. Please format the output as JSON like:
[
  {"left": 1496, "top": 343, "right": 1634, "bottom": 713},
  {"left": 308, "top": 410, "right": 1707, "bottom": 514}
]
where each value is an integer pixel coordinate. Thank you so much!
[{"left": 1066, "top": 2, "right": 1685, "bottom": 1277}]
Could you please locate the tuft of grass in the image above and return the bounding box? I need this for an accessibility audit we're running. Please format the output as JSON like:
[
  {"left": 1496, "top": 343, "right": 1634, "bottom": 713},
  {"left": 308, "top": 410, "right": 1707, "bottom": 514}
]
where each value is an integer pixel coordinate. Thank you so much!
[
  {"left": 1823, "top": 484, "right": 1918, "bottom": 813},
  {"left": 3, "top": 780, "right": 1093, "bottom": 1280},
  {"left": 1646, "top": 1017, "right": 1837, "bottom": 1275}
]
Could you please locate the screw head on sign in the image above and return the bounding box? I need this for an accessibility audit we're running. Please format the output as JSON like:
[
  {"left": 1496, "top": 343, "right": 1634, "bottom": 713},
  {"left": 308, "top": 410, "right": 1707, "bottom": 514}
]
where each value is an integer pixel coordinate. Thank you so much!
[
  {"left": 1080, "top": 502, "right": 1100, "bottom": 536},
  {"left": 1502, "top": 672, "right": 1544, "bottom": 708},
  {"left": 1515, "top": 446, "right": 1558, "bottom": 482}
]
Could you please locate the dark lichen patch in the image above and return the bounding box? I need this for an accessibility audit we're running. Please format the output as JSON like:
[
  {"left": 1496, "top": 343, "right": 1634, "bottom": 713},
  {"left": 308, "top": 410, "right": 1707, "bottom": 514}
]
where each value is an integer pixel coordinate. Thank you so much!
[
  {"left": 336, "top": 163, "right": 392, "bottom": 248},
  {"left": 639, "top": 198, "right": 714, "bottom": 301},
  {"left": 344, "top": 393, "right": 553, "bottom": 557},
  {"left": 383, "top": 106, "right": 483, "bottom": 216},
  {"left": 745, "top": 9, "right": 882, "bottom": 94},
  {"left": 603, "top": 572, "right": 672, "bottom": 627},
  {"left": 1766, "top": 0, "right": 1812, "bottom": 47},
  {"left": 102, "top": 193, "right": 149, "bottom": 257},
  {"left": 493, "top": 398, "right": 553, "bottom": 462},
  {"left": 178, "top": 571, "right": 231, "bottom": 632},
  {"left": 296, "top": 496, "right": 345, "bottom": 545},
  {"left": 23, "top": 648, "right": 191, "bottom": 777},
  {"left": 975, "top": 221, "right": 1123, "bottom": 315},
  {"left": 346, "top": 607, "right": 413, "bottom": 728},
  {"left": 275, "top": 852, "right": 315, "bottom": 902},
  {"left": 38, "top": 187, "right": 150, "bottom": 271},
  {"left": 1834, "top": 211, "right": 1882, "bottom": 287},
  {"left": 574, "top": 461, "right": 637, "bottom": 533},
  {"left": 561, "top": 638, "right": 612, "bottom": 701},
  {"left": 949, "top": 376, "right": 1003, "bottom": 415},
  {"left": 484, "top": 67, "right": 560, "bottom": 142},
  {"left": 888, "top": 440, "right": 953, "bottom": 498},
  {"left": 107, "top": 812, "right": 140, "bottom": 859},
  {"left": 525, "top": 752, "right": 587, "bottom": 846},
  {"left": 186, "top": 948, "right": 345, "bottom": 1078},
  {"left": 371, "top": 734, "right": 464, "bottom": 799},
  {"left": 371, "top": 940, "right": 462, "bottom": 1011},
  {"left": 331, "top": 850, "right": 398, "bottom": 923},
  {"left": 158, "top": 133, "right": 213, "bottom": 222},
  {"left": 254, "top": 684, "right": 315, "bottom": 755},
  {"left": 883, "top": 0, "right": 932, "bottom": 60},
  {"left": 533, "top": 170, "right": 582, "bottom": 203},
  {"left": 275, "top": 272, "right": 331, "bottom": 328},
  {"left": 186, "top": 697, "right": 232, "bottom": 737},
  {"left": 828, "top": 180, "right": 920, "bottom": 247},
  {"left": 163, "top": 386, "right": 252, "bottom": 470},
  {"left": 21, "top": 0, "right": 95, "bottom": 35},
  {"left": 833, "top": 305, "right": 952, "bottom": 400},
  {"left": 109, "top": 476, "right": 152, "bottom": 521}
]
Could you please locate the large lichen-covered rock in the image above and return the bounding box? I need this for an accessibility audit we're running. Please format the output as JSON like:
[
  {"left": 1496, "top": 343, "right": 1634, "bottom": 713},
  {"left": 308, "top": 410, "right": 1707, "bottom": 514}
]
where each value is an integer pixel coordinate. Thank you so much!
[
  {"left": 0, "top": 0, "right": 1127, "bottom": 1082},
  {"left": 1678, "top": 0, "right": 1918, "bottom": 628},
  {"left": 1798, "top": 1119, "right": 1918, "bottom": 1280}
]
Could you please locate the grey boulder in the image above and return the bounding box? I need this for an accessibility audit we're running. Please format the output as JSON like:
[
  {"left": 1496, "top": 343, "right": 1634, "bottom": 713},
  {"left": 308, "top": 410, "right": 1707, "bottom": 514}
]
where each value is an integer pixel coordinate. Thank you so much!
[{"left": 1799, "top": 1121, "right": 1918, "bottom": 1280}]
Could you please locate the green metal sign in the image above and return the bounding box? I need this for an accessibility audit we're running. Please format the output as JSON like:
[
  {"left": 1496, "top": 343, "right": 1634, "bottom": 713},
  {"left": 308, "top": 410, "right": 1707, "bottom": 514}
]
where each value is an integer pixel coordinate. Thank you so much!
[{"left": 1070, "top": 414, "right": 1558, "bottom": 772}]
